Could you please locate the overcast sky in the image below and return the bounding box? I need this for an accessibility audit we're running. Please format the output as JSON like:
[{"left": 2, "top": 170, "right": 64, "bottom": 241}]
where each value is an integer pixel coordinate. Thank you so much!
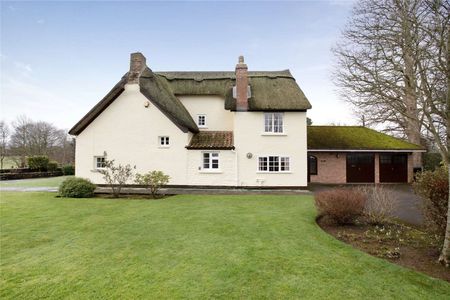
[{"left": 1, "top": 0, "right": 357, "bottom": 131}]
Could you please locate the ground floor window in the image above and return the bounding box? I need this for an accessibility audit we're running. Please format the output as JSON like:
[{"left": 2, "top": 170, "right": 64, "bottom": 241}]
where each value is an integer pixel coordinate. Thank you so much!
[
  {"left": 308, "top": 155, "right": 317, "bottom": 175},
  {"left": 203, "top": 152, "right": 219, "bottom": 170},
  {"left": 258, "top": 156, "right": 290, "bottom": 172},
  {"left": 94, "top": 156, "right": 106, "bottom": 169}
]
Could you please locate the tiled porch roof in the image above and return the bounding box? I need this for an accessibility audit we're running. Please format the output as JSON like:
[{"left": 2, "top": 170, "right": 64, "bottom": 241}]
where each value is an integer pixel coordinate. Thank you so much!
[{"left": 186, "top": 131, "right": 234, "bottom": 150}]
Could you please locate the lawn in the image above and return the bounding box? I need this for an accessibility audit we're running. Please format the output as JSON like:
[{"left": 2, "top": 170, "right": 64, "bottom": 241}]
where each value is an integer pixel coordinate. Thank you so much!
[
  {"left": 0, "top": 176, "right": 72, "bottom": 188},
  {"left": 1, "top": 192, "right": 449, "bottom": 299}
]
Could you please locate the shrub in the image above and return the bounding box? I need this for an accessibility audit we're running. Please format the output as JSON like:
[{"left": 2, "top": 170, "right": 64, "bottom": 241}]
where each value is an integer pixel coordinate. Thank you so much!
[
  {"left": 423, "top": 152, "right": 442, "bottom": 171},
  {"left": 27, "top": 155, "right": 49, "bottom": 171},
  {"left": 315, "top": 188, "right": 366, "bottom": 225},
  {"left": 62, "top": 164, "right": 75, "bottom": 175},
  {"left": 413, "top": 166, "right": 448, "bottom": 244},
  {"left": 59, "top": 177, "right": 96, "bottom": 198},
  {"left": 47, "top": 161, "right": 59, "bottom": 172},
  {"left": 359, "top": 185, "right": 398, "bottom": 225},
  {"left": 135, "top": 170, "right": 170, "bottom": 198},
  {"left": 98, "top": 159, "right": 135, "bottom": 198}
]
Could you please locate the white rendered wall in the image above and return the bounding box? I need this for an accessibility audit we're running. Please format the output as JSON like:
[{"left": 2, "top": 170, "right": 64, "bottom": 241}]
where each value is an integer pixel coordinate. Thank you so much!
[
  {"left": 75, "top": 84, "right": 190, "bottom": 185},
  {"left": 233, "top": 111, "right": 308, "bottom": 187},
  {"left": 186, "top": 150, "right": 237, "bottom": 186},
  {"left": 179, "top": 95, "right": 234, "bottom": 131}
]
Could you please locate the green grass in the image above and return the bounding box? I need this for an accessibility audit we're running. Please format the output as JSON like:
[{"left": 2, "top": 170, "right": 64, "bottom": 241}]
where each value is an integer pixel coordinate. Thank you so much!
[
  {"left": 0, "top": 157, "right": 19, "bottom": 169},
  {"left": 0, "top": 176, "right": 72, "bottom": 188},
  {"left": 1, "top": 193, "right": 448, "bottom": 299}
]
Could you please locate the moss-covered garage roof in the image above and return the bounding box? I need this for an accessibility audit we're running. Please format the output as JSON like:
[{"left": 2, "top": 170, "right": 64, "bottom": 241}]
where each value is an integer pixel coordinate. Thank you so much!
[
  {"left": 307, "top": 126, "right": 425, "bottom": 151},
  {"left": 157, "top": 71, "right": 311, "bottom": 111}
]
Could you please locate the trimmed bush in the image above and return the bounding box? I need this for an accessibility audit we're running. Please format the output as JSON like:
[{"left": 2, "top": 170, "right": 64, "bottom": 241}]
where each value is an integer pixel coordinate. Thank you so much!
[
  {"left": 315, "top": 188, "right": 366, "bottom": 225},
  {"left": 47, "top": 161, "right": 59, "bottom": 172},
  {"left": 27, "top": 156, "right": 49, "bottom": 171},
  {"left": 59, "top": 177, "right": 96, "bottom": 198},
  {"left": 413, "top": 166, "right": 448, "bottom": 244},
  {"left": 62, "top": 164, "right": 75, "bottom": 175},
  {"left": 135, "top": 170, "right": 170, "bottom": 198}
]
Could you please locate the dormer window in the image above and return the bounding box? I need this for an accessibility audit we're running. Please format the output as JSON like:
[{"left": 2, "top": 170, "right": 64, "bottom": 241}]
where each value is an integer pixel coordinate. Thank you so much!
[
  {"left": 197, "top": 114, "right": 207, "bottom": 128},
  {"left": 264, "top": 113, "right": 283, "bottom": 133}
]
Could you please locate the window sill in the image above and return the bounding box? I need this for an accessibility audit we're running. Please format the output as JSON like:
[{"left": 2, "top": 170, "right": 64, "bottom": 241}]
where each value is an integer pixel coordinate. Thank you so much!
[
  {"left": 199, "top": 170, "right": 222, "bottom": 174},
  {"left": 261, "top": 133, "right": 287, "bottom": 136},
  {"left": 158, "top": 146, "right": 170, "bottom": 149},
  {"left": 198, "top": 126, "right": 208, "bottom": 129},
  {"left": 256, "top": 171, "right": 292, "bottom": 174},
  {"left": 90, "top": 169, "right": 105, "bottom": 173}
]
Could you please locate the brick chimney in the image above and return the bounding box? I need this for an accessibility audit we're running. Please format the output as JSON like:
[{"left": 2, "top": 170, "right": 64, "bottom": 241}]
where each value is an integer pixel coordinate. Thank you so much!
[
  {"left": 235, "top": 55, "right": 249, "bottom": 111},
  {"left": 128, "top": 52, "right": 147, "bottom": 84}
]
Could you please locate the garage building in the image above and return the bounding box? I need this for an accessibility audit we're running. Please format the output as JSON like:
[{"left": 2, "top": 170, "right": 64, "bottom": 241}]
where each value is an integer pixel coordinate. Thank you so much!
[{"left": 307, "top": 126, "right": 426, "bottom": 184}]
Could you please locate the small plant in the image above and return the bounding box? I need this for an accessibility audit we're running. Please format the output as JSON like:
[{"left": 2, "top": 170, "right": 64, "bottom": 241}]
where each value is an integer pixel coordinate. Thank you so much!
[
  {"left": 98, "top": 159, "right": 135, "bottom": 198},
  {"left": 62, "top": 164, "right": 75, "bottom": 175},
  {"left": 27, "top": 155, "right": 49, "bottom": 171},
  {"left": 315, "top": 188, "right": 366, "bottom": 225},
  {"left": 59, "top": 177, "right": 96, "bottom": 198},
  {"left": 359, "top": 185, "right": 398, "bottom": 225},
  {"left": 47, "top": 161, "right": 59, "bottom": 172},
  {"left": 135, "top": 170, "right": 170, "bottom": 198},
  {"left": 413, "top": 166, "right": 448, "bottom": 246}
]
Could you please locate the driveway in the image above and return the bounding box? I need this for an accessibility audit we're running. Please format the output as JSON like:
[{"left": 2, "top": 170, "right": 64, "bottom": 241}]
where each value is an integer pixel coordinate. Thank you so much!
[{"left": 309, "top": 183, "right": 423, "bottom": 225}]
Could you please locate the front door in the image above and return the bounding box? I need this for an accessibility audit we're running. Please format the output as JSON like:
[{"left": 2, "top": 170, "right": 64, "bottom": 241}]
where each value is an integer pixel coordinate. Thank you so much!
[{"left": 346, "top": 153, "right": 375, "bottom": 183}]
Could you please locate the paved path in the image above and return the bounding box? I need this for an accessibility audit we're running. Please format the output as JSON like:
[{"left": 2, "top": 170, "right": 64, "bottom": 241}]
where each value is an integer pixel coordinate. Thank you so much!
[
  {"left": 1, "top": 187, "right": 58, "bottom": 192},
  {"left": 96, "top": 187, "right": 312, "bottom": 196}
]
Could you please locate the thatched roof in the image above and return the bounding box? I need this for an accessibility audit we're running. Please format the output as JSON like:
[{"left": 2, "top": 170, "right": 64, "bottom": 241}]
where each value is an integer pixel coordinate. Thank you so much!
[
  {"left": 186, "top": 131, "right": 234, "bottom": 150},
  {"left": 140, "top": 68, "right": 198, "bottom": 133},
  {"left": 307, "top": 126, "right": 425, "bottom": 151},
  {"left": 157, "top": 71, "right": 311, "bottom": 111},
  {"left": 69, "top": 67, "right": 311, "bottom": 136}
]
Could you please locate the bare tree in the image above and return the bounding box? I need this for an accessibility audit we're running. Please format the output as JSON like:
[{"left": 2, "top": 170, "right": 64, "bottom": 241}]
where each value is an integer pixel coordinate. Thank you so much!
[
  {"left": 0, "top": 120, "right": 10, "bottom": 169},
  {"left": 332, "top": 0, "right": 426, "bottom": 166},
  {"left": 333, "top": 0, "right": 450, "bottom": 265},
  {"left": 9, "top": 116, "right": 75, "bottom": 167}
]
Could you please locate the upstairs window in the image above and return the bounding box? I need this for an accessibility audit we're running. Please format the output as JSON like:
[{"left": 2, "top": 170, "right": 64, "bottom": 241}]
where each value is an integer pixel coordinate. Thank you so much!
[
  {"left": 264, "top": 113, "right": 283, "bottom": 133},
  {"left": 258, "top": 156, "right": 290, "bottom": 172},
  {"left": 203, "top": 152, "right": 219, "bottom": 170},
  {"left": 197, "top": 115, "right": 207, "bottom": 128},
  {"left": 159, "top": 136, "right": 170, "bottom": 147},
  {"left": 95, "top": 156, "right": 106, "bottom": 169}
]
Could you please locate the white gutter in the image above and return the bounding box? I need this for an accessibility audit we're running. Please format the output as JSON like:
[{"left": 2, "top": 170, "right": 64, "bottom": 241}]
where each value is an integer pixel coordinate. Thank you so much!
[{"left": 308, "top": 149, "right": 426, "bottom": 153}]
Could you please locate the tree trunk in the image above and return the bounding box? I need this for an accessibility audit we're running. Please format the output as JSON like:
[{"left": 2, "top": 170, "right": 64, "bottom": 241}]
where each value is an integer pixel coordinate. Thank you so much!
[
  {"left": 439, "top": 24, "right": 450, "bottom": 267},
  {"left": 401, "top": 1, "right": 423, "bottom": 168}
]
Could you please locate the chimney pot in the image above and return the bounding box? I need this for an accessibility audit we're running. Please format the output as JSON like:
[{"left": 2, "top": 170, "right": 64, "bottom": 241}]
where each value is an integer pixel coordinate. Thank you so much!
[
  {"left": 235, "top": 55, "right": 249, "bottom": 111},
  {"left": 128, "top": 52, "right": 147, "bottom": 84}
]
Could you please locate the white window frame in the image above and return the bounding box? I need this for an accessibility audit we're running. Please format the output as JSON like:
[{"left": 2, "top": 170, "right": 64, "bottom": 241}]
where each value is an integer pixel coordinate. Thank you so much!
[
  {"left": 94, "top": 156, "right": 106, "bottom": 169},
  {"left": 201, "top": 151, "right": 220, "bottom": 171},
  {"left": 197, "top": 114, "right": 207, "bottom": 128},
  {"left": 264, "top": 113, "right": 284, "bottom": 134},
  {"left": 257, "top": 155, "right": 291, "bottom": 173},
  {"left": 158, "top": 136, "right": 170, "bottom": 147}
]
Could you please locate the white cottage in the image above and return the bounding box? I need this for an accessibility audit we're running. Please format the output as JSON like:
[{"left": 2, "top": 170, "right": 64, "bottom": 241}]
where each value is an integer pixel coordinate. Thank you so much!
[{"left": 69, "top": 53, "right": 312, "bottom": 188}]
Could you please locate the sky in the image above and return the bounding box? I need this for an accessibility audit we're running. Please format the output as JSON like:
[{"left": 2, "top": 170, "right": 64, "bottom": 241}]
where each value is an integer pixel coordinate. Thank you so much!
[{"left": 1, "top": 0, "right": 357, "bottom": 131}]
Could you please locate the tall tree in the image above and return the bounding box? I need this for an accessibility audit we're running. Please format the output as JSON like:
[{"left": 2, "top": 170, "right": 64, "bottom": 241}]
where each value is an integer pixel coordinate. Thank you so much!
[
  {"left": 0, "top": 120, "right": 10, "bottom": 169},
  {"left": 333, "top": 0, "right": 450, "bottom": 265},
  {"left": 332, "top": 0, "right": 425, "bottom": 166}
]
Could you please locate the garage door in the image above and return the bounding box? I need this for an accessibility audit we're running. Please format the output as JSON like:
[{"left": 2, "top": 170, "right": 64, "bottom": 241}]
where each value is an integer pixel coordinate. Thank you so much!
[
  {"left": 346, "top": 153, "right": 375, "bottom": 183},
  {"left": 379, "top": 153, "right": 408, "bottom": 183}
]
